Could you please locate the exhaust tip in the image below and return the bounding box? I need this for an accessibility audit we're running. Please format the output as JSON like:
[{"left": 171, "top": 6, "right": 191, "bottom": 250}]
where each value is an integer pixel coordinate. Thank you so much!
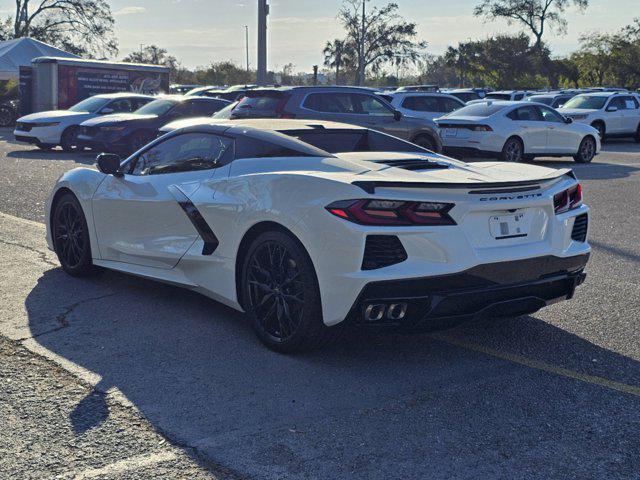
[
  {"left": 364, "top": 304, "right": 386, "bottom": 322},
  {"left": 387, "top": 303, "right": 408, "bottom": 320}
]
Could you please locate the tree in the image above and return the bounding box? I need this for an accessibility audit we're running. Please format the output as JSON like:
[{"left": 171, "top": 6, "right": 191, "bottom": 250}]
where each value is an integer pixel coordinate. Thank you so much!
[
  {"left": 474, "top": 0, "right": 588, "bottom": 49},
  {"left": 193, "top": 61, "right": 255, "bottom": 87},
  {"left": 10, "top": 0, "right": 117, "bottom": 58},
  {"left": 337, "top": 1, "right": 427, "bottom": 85},
  {"left": 323, "top": 39, "right": 354, "bottom": 85},
  {"left": 123, "top": 45, "right": 186, "bottom": 83}
]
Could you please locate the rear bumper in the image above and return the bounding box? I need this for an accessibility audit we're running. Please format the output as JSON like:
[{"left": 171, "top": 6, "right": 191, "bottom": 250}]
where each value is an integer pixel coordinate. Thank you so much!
[
  {"left": 443, "top": 146, "right": 498, "bottom": 158},
  {"left": 346, "top": 254, "right": 589, "bottom": 330}
]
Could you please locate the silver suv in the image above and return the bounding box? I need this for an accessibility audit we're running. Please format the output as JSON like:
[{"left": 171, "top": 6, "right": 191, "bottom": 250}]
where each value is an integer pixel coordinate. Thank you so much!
[{"left": 219, "top": 86, "right": 443, "bottom": 152}]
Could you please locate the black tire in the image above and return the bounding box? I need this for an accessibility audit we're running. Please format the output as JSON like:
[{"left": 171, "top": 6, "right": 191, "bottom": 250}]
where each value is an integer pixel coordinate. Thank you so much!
[
  {"left": 592, "top": 122, "right": 605, "bottom": 141},
  {"left": 52, "top": 193, "right": 97, "bottom": 277},
  {"left": 500, "top": 137, "right": 524, "bottom": 162},
  {"left": 240, "top": 230, "right": 341, "bottom": 353},
  {"left": 60, "top": 126, "right": 80, "bottom": 152},
  {"left": 0, "top": 105, "right": 15, "bottom": 127},
  {"left": 523, "top": 154, "right": 535, "bottom": 162},
  {"left": 412, "top": 133, "right": 437, "bottom": 152},
  {"left": 128, "top": 131, "right": 152, "bottom": 154},
  {"left": 574, "top": 136, "right": 596, "bottom": 163}
]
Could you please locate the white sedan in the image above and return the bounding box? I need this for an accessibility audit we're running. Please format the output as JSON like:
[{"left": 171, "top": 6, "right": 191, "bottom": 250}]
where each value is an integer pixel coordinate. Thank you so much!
[
  {"left": 435, "top": 101, "right": 600, "bottom": 163},
  {"left": 13, "top": 93, "right": 153, "bottom": 152},
  {"left": 45, "top": 118, "right": 590, "bottom": 352}
]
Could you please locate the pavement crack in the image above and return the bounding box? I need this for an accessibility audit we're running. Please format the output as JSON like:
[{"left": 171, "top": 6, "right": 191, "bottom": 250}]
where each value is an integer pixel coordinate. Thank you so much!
[
  {"left": 0, "top": 238, "right": 58, "bottom": 267},
  {"left": 17, "top": 292, "right": 122, "bottom": 342}
]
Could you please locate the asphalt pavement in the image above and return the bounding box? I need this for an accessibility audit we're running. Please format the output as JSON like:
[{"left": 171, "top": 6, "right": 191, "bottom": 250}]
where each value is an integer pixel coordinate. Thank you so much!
[{"left": 0, "top": 128, "right": 639, "bottom": 479}]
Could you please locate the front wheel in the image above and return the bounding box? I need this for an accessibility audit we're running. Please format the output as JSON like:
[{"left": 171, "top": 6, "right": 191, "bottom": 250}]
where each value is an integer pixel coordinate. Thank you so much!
[
  {"left": 240, "top": 231, "right": 340, "bottom": 352},
  {"left": 60, "top": 127, "right": 80, "bottom": 152},
  {"left": 52, "top": 193, "right": 97, "bottom": 277},
  {"left": 574, "top": 136, "right": 596, "bottom": 163},
  {"left": 500, "top": 137, "right": 524, "bottom": 162}
]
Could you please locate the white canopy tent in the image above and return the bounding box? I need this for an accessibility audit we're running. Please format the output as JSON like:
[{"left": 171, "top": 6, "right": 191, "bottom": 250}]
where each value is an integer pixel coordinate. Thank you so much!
[{"left": 0, "top": 38, "right": 78, "bottom": 80}]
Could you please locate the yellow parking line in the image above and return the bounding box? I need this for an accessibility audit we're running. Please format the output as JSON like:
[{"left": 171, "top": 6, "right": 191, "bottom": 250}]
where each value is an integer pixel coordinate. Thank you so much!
[{"left": 428, "top": 333, "right": 640, "bottom": 397}]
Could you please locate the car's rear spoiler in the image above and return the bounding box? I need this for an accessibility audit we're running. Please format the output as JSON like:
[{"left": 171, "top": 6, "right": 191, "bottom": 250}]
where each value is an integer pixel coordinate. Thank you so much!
[{"left": 352, "top": 169, "right": 575, "bottom": 194}]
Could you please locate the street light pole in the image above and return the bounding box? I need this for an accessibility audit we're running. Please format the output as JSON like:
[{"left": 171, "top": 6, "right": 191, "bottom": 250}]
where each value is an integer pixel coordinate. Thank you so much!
[
  {"left": 257, "top": 0, "right": 269, "bottom": 85},
  {"left": 244, "top": 25, "right": 250, "bottom": 73}
]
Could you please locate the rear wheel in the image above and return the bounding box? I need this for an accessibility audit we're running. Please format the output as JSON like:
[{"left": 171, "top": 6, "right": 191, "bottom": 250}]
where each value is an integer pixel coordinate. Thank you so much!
[
  {"left": 574, "top": 136, "right": 596, "bottom": 163},
  {"left": 240, "top": 231, "right": 340, "bottom": 352},
  {"left": 52, "top": 193, "right": 97, "bottom": 277},
  {"left": 500, "top": 137, "right": 524, "bottom": 162},
  {"left": 412, "top": 133, "right": 437, "bottom": 152},
  {"left": 60, "top": 126, "right": 80, "bottom": 152}
]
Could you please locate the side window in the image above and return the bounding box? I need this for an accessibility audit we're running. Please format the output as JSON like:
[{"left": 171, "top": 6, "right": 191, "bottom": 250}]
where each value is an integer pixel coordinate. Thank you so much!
[
  {"left": 303, "top": 93, "right": 354, "bottom": 113},
  {"left": 509, "top": 106, "right": 543, "bottom": 121},
  {"left": 609, "top": 97, "right": 627, "bottom": 110},
  {"left": 617, "top": 96, "right": 638, "bottom": 110},
  {"left": 513, "top": 93, "right": 524, "bottom": 101},
  {"left": 132, "top": 98, "right": 151, "bottom": 111},
  {"left": 106, "top": 99, "right": 133, "bottom": 113},
  {"left": 191, "top": 101, "right": 223, "bottom": 116},
  {"left": 356, "top": 94, "right": 393, "bottom": 116},
  {"left": 439, "top": 97, "right": 463, "bottom": 113},
  {"left": 539, "top": 106, "right": 565, "bottom": 123},
  {"left": 402, "top": 96, "right": 439, "bottom": 112},
  {"left": 130, "top": 133, "right": 233, "bottom": 175}
]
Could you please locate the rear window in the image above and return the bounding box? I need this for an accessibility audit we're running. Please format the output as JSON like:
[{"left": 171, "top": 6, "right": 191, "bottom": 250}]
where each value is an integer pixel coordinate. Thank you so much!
[
  {"left": 485, "top": 93, "right": 512, "bottom": 101},
  {"left": 527, "top": 96, "right": 553, "bottom": 106},
  {"left": 442, "top": 103, "right": 506, "bottom": 118},
  {"left": 236, "top": 95, "right": 282, "bottom": 112},
  {"left": 233, "top": 128, "right": 332, "bottom": 159}
]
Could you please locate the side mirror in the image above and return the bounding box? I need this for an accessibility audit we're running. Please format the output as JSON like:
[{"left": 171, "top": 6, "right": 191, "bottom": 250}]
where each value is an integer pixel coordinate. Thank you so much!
[
  {"left": 564, "top": 117, "right": 573, "bottom": 124},
  {"left": 100, "top": 107, "right": 114, "bottom": 115},
  {"left": 97, "top": 153, "right": 122, "bottom": 176},
  {"left": 606, "top": 105, "right": 618, "bottom": 112},
  {"left": 393, "top": 110, "right": 403, "bottom": 121}
]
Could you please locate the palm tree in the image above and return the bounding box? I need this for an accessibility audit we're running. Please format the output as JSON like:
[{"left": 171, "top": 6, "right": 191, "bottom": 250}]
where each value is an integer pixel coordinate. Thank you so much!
[{"left": 323, "top": 39, "right": 352, "bottom": 85}]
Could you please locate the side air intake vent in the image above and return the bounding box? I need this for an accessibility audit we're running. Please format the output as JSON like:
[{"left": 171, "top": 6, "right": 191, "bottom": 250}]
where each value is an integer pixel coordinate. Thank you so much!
[
  {"left": 374, "top": 159, "right": 449, "bottom": 171},
  {"left": 362, "top": 235, "right": 408, "bottom": 270},
  {"left": 571, "top": 214, "right": 588, "bottom": 242}
]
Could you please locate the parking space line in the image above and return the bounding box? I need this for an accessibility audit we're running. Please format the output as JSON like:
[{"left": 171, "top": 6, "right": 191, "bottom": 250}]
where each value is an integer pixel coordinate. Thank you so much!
[
  {"left": 69, "top": 451, "right": 178, "bottom": 479},
  {"left": 429, "top": 333, "right": 640, "bottom": 397}
]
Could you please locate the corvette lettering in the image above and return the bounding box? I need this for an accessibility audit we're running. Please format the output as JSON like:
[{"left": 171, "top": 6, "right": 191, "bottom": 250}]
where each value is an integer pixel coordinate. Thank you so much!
[{"left": 479, "top": 193, "right": 543, "bottom": 201}]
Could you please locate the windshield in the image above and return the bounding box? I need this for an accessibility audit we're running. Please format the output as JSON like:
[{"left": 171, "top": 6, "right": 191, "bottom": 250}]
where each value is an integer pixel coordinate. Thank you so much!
[
  {"left": 134, "top": 99, "right": 177, "bottom": 116},
  {"left": 485, "top": 93, "right": 512, "bottom": 101},
  {"left": 562, "top": 95, "right": 608, "bottom": 110},
  {"left": 69, "top": 97, "right": 110, "bottom": 113},
  {"left": 442, "top": 103, "right": 506, "bottom": 118},
  {"left": 212, "top": 102, "right": 238, "bottom": 119},
  {"left": 527, "top": 96, "right": 553, "bottom": 106},
  {"left": 284, "top": 128, "right": 428, "bottom": 154}
]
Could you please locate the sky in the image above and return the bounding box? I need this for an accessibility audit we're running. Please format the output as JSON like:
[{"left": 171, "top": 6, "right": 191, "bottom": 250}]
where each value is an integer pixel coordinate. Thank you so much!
[{"left": 105, "top": 0, "right": 635, "bottom": 71}]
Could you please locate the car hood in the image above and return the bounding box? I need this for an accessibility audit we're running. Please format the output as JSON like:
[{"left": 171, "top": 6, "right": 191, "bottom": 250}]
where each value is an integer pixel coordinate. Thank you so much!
[
  {"left": 557, "top": 108, "right": 597, "bottom": 116},
  {"left": 18, "top": 110, "right": 92, "bottom": 123},
  {"left": 81, "top": 113, "right": 157, "bottom": 126}
]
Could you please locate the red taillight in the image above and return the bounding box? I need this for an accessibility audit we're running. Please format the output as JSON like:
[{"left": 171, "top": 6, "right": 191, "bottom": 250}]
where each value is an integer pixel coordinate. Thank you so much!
[
  {"left": 325, "top": 199, "right": 456, "bottom": 226},
  {"left": 554, "top": 183, "right": 582, "bottom": 214}
]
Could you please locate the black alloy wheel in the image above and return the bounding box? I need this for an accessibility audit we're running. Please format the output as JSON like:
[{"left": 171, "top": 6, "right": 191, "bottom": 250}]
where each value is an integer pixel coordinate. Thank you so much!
[
  {"left": 52, "top": 193, "right": 96, "bottom": 276},
  {"left": 60, "top": 126, "right": 80, "bottom": 152},
  {"left": 574, "top": 136, "right": 596, "bottom": 163},
  {"left": 500, "top": 137, "right": 524, "bottom": 162},
  {"left": 412, "top": 134, "right": 436, "bottom": 152},
  {"left": 241, "top": 231, "right": 340, "bottom": 352}
]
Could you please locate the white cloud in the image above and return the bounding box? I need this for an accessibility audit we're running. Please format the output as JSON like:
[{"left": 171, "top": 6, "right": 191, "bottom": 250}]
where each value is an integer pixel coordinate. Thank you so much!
[{"left": 114, "top": 6, "right": 146, "bottom": 16}]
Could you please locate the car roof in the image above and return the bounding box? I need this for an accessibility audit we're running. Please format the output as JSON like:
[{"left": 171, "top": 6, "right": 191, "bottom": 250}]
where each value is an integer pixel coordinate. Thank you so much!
[
  {"left": 94, "top": 92, "right": 154, "bottom": 99},
  {"left": 390, "top": 91, "right": 461, "bottom": 98},
  {"left": 577, "top": 91, "right": 621, "bottom": 97},
  {"left": 247, "top": 85, "right": 379, "bottom": 94},
  {"left": 155, "top": 94, "right": 230, "bottom": 103},
  {"left": 162, "top": 117, "right": 366, "bottom": 132}
]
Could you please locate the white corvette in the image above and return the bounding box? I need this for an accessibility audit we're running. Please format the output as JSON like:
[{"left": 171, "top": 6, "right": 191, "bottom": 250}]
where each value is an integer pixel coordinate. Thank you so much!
[{"left": 45, "top": 119, "right": 591, "bottom": 352}]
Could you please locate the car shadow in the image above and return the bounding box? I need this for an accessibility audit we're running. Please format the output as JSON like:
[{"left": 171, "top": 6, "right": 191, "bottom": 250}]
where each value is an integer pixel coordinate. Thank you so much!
[
  {"left": 24, "top": 267, "right": 640, "bottom": 479},
  {"left": 6, "top": 148, "right": 97, "bottom": 165}
]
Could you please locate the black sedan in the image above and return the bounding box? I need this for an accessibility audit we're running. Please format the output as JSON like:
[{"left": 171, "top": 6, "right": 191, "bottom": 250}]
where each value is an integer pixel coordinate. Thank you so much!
[{"left": 77, "top": 96, "right": 230, "bottom": 155}]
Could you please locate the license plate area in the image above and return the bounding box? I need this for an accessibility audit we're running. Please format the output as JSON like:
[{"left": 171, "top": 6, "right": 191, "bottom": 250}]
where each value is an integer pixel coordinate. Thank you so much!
[{"left": 489, "top": 213, "right": 528, "bottom": 240}]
